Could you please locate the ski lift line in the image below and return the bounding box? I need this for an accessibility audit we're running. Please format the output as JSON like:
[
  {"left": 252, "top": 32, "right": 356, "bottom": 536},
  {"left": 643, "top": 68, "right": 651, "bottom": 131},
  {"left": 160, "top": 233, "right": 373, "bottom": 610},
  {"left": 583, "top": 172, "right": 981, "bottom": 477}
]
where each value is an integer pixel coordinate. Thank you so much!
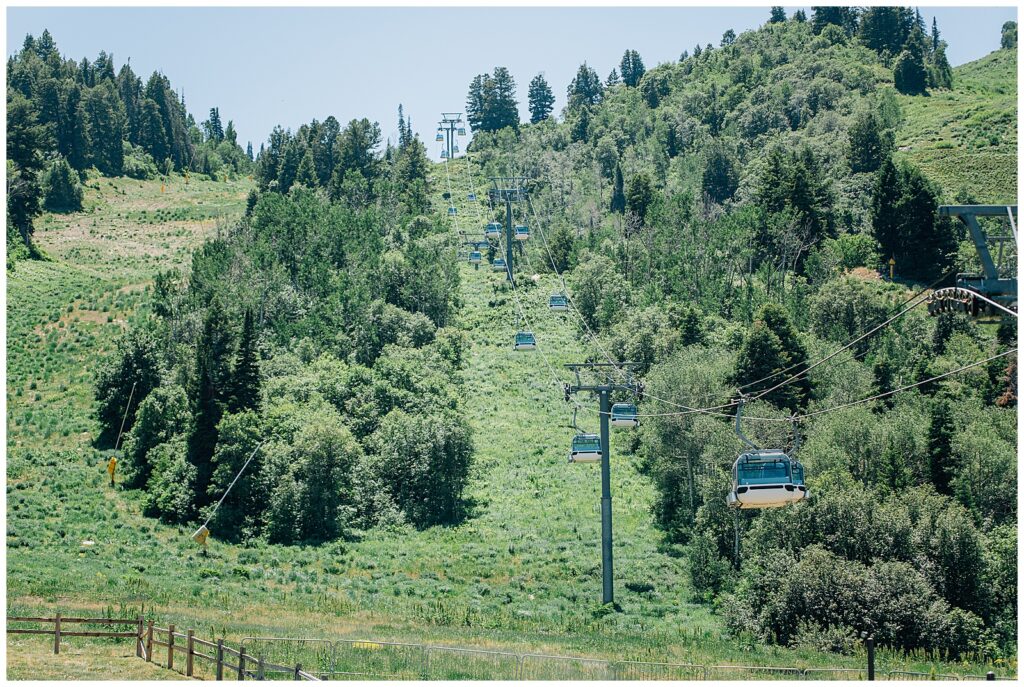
[
  {"left": 114, "top": 381, "right": 138, "bottom": 452},
  {"left": 525, "top": 184, "right": 738, "bottom": 416},
  {"left": 1007, "top": 205, "right": 1018, "bottom": 244},
  {"left": 747, "top": 289, "right": 935, "bottom": 405},
  {"left": 199, "top": 439, "right": 269, "bottom": 534},
  {"left": 441, "top": 156, "right": 462, "bottom": 236},
  {"left": 736, "top": 266, "right": 961, "bottom": 393},
  {"left": 794, "top": 347, "right": 1017, "bottom": 421}
]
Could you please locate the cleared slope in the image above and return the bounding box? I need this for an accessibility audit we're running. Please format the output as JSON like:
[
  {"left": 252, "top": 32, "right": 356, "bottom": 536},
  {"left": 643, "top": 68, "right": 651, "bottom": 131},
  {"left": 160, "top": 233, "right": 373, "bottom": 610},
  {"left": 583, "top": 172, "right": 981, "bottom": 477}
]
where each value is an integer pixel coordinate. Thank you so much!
[{"left": 896, "top": 48, "right": 1017, "bottom": 202}]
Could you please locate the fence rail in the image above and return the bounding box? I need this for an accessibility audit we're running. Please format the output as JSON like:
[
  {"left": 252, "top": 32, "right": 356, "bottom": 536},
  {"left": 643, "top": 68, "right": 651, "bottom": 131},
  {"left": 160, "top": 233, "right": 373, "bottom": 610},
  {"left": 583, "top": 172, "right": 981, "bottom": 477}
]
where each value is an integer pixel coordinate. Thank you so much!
[
  {"left": 8, "top": 615, "right": 1015, "bottom": 681},
  {"left": 7, "top": 615, "right": 319, "bottom": 681}
]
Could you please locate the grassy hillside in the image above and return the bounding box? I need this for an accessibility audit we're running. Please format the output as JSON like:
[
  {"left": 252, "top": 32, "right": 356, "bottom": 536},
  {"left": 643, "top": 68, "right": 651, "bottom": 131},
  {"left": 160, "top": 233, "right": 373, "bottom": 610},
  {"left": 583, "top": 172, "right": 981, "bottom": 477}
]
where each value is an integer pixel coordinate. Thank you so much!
[
  {"left": 896, "top": 47, "right": 1017, "bottom": 203},
  {"left": 7, "top": 160, "right": 1011, "bottom": 677}
]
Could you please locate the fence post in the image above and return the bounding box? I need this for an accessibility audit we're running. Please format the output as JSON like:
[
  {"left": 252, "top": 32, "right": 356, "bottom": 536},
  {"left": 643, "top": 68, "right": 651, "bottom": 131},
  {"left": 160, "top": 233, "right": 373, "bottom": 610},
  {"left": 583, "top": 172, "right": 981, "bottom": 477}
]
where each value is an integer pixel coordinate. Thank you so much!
[
  {"left": 294, "top": 663, "right": 302, "bottom": 680},
  {"left": 216, "top": 639, "right": 224, "bottom": 681},
  {"left": 167, "top": 623, "right": 175, "bottom": 670},
  {"left": 146, "top": 621, "right": 154, "bottom": 662},
  {"left": 238, "top": 646, "right": 246, "bottom": 680},
  {"left": 866, "top": 634, "right": 875, "bottom": 681},
  {"left": 987, "top": 672, "right": 996, "bottom": 681},
  {"left": 257, "top": 655, "right": 265, "bottom": 681},
  {"left": 136, "top": 616, "right": 144, "bottom": 658},
  {"left": 53, "top": 613, "right": 61, "bottom": 655},
  {"left": 186, "top": 630, "right": 195, "bottom": 677}
]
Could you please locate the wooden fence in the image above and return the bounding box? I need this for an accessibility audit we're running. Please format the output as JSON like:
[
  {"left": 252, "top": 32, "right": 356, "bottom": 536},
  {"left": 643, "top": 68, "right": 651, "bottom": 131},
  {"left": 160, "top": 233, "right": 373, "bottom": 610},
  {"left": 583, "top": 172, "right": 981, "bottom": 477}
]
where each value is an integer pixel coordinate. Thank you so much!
[{"left": 6, "top": 614, "right": 319, "bottom": 681}]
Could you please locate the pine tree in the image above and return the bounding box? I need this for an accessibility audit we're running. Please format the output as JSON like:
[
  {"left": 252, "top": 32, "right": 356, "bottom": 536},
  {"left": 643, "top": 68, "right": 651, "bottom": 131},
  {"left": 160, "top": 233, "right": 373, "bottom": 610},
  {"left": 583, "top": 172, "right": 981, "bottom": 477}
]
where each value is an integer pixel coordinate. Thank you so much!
[
  {"left": 721, "top": 29, "right": 737, "bottom": 47},
  {"left": 527, "top": 74, "right": 555, "bottom": 124},
  {"left": 489, "top": 67, "right": 519, "bottom": 131},
  {"left": 848, "top": 109, "right": 893, "bottom": 173},
  {"left": 567, "top": 63, "right": 603, "bottom": 110},
  {"left": 465, "top": 74, "right": 485, "bottom": 131},
  {"left": 229, "top": 309, "right": 260, "bottom": 413},
  {"left": 610, "top": 163, "right": 626, "bottom": 214},
  {"left": 735, "top": 305, "right": 811, "bottom": 412},
  {"left": 793, "top": 9, "right": 806, "bottom": 22},
  {"left": 929, "top": 44, "right": 954, "bottom": 90},
  {"left": 619, "top": 49, "right": 646, "bottom": 87},
  {"left": 769, "top": 6, "right": 786, "bottom": 23},
  {"left": 702, "top": 143, "right": 739, "bottom": 203},
  {"left": 626, "top": 172, "right": 654, "bottom": 224},
  {"left": 811, "top": 7, "right": 859, "bottom": 36},
  {"left": 246, "top": 141, "right": 253, "bottom": 160},
  {"left": 7, "top": 91, "right": 48, "bottom": 248},
  {"left": 295, "top": 145, "right": 317, "bottom": 187},
  {"left": 931, "top": 17, "right": 941, "bottom": 53},
  {"left": 205, "top": 107, "right": 224, "bottom": 142},
  {"left": 928, "top": 399, "right": 956, "bottom": 493},
  {"left": 83, "top": 81, "right": 126, "bottom": 175},
  {"left": 188, "top": 298, "right": 234, "bottom": 503},
  {"left": 43, "top": 156, "right": 83, "bottom": 212},
  {"left": 893, "top": 25, "right": 930, "bottom": 95},
  {"left": 605, "top": 69, "right": 621, "bottom": 87},
  {"left": 224, "top": 120, "right": 237, "bottom": 145},
  {"left": 859, "top": 6, "right": 914, "bottom": 56}
]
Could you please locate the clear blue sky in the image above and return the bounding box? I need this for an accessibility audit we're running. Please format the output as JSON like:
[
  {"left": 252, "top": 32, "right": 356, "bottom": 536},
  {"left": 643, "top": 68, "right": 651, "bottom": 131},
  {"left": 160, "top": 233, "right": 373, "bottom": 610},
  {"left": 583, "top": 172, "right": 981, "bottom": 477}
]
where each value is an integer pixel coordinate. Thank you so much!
[{"left": 7, "top": 6, "right": 1017, "bottom": 160}]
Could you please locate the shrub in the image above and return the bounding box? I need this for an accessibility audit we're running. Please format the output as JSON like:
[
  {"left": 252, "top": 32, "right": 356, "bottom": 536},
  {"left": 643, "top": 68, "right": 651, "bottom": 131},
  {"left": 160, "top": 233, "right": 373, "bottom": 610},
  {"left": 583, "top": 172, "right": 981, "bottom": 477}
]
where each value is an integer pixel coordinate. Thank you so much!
[
  {"left": 142, "top": 438, "right": 196, "bottom": 523},
  {"left": 121, "top": 142, "right": 158, "bottom": 180}
]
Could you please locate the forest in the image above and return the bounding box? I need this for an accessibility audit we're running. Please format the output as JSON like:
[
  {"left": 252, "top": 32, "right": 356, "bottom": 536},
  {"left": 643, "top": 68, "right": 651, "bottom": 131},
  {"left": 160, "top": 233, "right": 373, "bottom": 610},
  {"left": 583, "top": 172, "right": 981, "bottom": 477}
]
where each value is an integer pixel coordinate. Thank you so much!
[{"left": 7, "top": 5, "right": 1019, "bottom": 670}]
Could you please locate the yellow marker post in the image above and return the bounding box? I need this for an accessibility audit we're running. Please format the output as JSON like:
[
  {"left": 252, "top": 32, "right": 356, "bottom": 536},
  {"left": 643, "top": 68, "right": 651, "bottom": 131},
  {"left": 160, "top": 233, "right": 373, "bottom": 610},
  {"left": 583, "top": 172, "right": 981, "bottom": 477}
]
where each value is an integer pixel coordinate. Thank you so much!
[
  {"left": 107, "top": 456, "right": 117, "bottom": 487},
  {"left": 161, "top": 183, "right": 166, "bottom": 194},
  {"left": 889, "top": 256, "right": 896, "bottom": 280}
]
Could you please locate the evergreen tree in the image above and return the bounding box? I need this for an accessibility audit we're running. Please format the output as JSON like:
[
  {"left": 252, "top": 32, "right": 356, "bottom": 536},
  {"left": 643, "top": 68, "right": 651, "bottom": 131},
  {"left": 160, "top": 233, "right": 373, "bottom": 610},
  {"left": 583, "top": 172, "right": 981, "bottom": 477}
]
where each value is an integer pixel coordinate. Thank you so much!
[
  {"left": 224, "top": 120, "right": 237, "bottom": 145},
  {"left": 228, "top": 309, "right": 261, "bottom": 413},
  {"left": 721, "top": 29, "right": 737, "bottom": 47},
  {"left": 871, "top": 157, "right": 957, "bottom": 281},
  {"left": 735, "top": 304, "right": 811, "bottom": 411},
  {"left": 793, "top": 9, "right": 806, "bottom": 23},
  {"left": 811, "top": 6, "right": 859, "bottom": 36},
  {"left": 295, "top": 145, "right": 317, "bottom": 187},
  {"left": 610, "top": 162, "right": 626, "bottom": 214},
  {"left": 7, "top": 91, "right": 48, "bottom": 249},
  {"left": 246, "top": 141, "right": 253, "bottom": 161},
  {"left": 83, "top": 81, "right": 126, "bottom": 175},
  {"left": 859, "top": 6, "right": 914, "bottom": 56},
  {"left": 619, "top": 49, "right": 646, "bottom": 87},
  {"left": 528, "top": 74, "right": 555, "bottom": 124},
  {"left": 188, "top": 298, "right": 235, "bottom": 502},
  {"left": 465, "top": 74, "right": 485, "bottom": 131},
  {"left": 62, "top": 83, "right": 90, "bottom": 170},
  {"left": 626, "top": 172, "right": 655, "bottom": 225},
  {"left": 489, "top": 67, "right": 520, "bottom": 131},
  {"left": 605, "top": 68, "right": 621, "bottom": 87},
  {"left": 42, "top": 155, "right": 83, "bottom": 212},
  {"left": 848, "top": 109, "right": 893, "bottom": 173},
  {"left": 929, "top": 44, "right": 954, "bottom": 90},
  {"left": 931, "top": 17, "right": 941, "bottom": 53},
  {"left": 769, "top": 6, "right": 786, "bottom": 23},
  {"left": 702, "top": 143, "right": 739, "bottom": 203},
  {"left": 893, "top": 25, "right": 930, "bottom": 95},
  {"left": 567, "top": 62, "right": 603, "bottom": 110},
  {"left": 204, "top": 107, "right": 224, "bottom": 142}
]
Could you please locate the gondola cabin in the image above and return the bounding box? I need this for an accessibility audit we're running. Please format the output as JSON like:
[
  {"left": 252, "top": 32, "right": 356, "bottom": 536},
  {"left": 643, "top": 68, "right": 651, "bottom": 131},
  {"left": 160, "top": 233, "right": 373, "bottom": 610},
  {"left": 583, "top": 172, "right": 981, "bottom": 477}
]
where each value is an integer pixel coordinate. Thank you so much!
[
  {"left": 485, "top": 222, "right": 502, "bottom": 239},
  {"left": 727, "top": 451, "right": 807, "bottom": 509},
  {"left": 468, "top": 192, "right": 477, "bottom": 201},
  {"left": 453, "top": 145, "right": 460, "bottom": 154},
  {"left": 435, "top": 131, "right": 444, "bottom": 142},
  {"left": 448, "top": 206, "right": 457, "bottom": 216},
  {"left": 492, "top": 257, "right": 506, "bottom": 272},
  {"left": 440, "top": 150, "right": 449, "bottom": 159},
  {"left": 514, "top": 225, "right": 530, "bottom": 241},
  {"left": 469, "top": 251, "right": 482, "bottom": 265},
  {"left": 514, "top": 331, "right": 537, "bottom": 350},
  {"left": 457, "top": 127, "right": 467, "bottom": 136},
  {"left": 549, "top": 294, "right": 569, "bottom": 311},
  {"left": 610, "top": 403, "right": 639, "bottom": 428},
  {"left": 569, "top": 434, "right": 602, "bottom": 463}
]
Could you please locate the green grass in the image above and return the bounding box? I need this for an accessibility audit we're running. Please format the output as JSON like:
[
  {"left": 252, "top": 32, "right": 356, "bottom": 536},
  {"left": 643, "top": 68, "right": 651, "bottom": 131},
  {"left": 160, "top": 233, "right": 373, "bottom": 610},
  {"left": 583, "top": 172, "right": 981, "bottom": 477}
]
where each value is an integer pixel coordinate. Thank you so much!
[
  {"left": 896, "top": 48, "right": 1017, "bottom": 202},
  {"left": 6, "top": 165, "right": 1015, "bottom": 679}
]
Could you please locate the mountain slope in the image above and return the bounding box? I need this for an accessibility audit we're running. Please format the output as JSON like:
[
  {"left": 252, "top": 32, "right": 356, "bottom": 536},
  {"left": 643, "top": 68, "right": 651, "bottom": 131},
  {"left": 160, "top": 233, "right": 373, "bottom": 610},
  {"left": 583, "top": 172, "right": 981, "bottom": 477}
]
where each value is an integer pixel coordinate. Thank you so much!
[{"left": 896, "top": 47, "right": 1017, "bottom": 202}]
